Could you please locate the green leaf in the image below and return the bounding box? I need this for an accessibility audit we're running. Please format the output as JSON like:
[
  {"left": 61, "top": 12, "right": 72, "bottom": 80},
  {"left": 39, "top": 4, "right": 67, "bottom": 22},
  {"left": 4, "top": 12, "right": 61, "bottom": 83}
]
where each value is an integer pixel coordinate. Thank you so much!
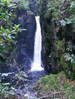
[{"left": 1, "top": 26, "right": 5, "bottom": 32}]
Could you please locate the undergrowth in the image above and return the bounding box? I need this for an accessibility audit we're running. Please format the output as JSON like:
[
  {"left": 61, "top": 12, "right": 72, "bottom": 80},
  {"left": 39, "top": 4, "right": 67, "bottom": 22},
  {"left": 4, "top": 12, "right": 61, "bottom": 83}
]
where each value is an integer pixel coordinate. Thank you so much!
[{"left": 36, "top": 72, "right": 75, "bottom": 99}]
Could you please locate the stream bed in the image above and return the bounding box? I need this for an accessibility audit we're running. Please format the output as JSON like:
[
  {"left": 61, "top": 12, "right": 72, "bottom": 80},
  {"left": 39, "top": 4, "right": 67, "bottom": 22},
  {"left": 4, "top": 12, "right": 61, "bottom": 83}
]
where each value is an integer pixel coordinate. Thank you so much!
[{"left": 0, "top": 70, "right": 46, "bottom": 99}]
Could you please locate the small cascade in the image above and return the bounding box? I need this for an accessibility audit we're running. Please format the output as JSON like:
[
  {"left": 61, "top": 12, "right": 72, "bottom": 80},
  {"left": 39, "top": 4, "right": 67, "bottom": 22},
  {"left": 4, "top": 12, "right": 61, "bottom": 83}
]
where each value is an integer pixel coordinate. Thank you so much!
[{"left": 31, "top": 16, "right": 44, "bottom": 71}]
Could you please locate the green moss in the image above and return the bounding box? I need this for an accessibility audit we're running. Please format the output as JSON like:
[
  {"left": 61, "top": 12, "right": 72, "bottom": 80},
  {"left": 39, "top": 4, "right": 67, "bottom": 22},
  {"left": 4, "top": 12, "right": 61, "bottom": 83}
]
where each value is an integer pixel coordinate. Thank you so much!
[
  {"left": 64, "top": 82, "right": 71, "bottom": 89},
  {"left": 36, "top": 72, "right": 75, "bottom": 98},
  {"left": 56, "top": 40, "right": 63, "bottom": 51}
]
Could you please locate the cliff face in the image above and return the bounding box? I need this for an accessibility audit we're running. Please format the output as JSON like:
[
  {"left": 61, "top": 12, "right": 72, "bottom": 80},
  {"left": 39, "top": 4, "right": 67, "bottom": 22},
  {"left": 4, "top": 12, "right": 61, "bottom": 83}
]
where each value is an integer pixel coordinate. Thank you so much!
[
  {"left": 29, "top": 0, "right": 39, "bottom": 15},
  {"left": 39, "top": 0, "right": 58, "bottom": 73},
  {"left": 15, "top": 9, "right": 36, "bottom": 71},
  {"left": 41, "top": 16, "right": 58, "bottom": 73}
]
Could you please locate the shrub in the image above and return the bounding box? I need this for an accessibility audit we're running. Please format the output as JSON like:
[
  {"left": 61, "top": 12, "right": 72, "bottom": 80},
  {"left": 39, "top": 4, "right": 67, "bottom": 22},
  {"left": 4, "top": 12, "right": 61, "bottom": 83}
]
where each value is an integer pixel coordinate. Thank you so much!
[
  {"left": 60, "top": 50, "right": 75, "bottom": 79},
  {"left": 0, "top": 0, "right": 23, "bottom": 65}
]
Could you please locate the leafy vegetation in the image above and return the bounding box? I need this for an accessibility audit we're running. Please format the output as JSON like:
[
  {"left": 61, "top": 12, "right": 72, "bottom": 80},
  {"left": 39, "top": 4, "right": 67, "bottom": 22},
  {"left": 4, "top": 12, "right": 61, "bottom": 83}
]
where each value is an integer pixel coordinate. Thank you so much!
[
  {"left": 9, "top": 0, "right": 30, "bottom": 9},
  {"left": 60, "top": 47, "right": 75, "bottom": 79},
  {"left": 0, "top": 0, "right": 25, "bottom": 65},
  {"left": 43, "top": 0, "right": 75, "bottom": 26},
  {"left": 40, "top": 0, "right": 75, "bottom": 79},
  {"left": 36, "top": 72, "right": 75, "bottom": 99}
]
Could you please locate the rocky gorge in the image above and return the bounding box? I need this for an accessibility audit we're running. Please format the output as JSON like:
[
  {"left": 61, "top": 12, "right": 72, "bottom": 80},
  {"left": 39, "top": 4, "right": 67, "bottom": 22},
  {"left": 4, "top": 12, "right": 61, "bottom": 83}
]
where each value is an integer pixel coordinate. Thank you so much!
[{"left": 0, "top": 0, "right": 75, "bottom": 99}]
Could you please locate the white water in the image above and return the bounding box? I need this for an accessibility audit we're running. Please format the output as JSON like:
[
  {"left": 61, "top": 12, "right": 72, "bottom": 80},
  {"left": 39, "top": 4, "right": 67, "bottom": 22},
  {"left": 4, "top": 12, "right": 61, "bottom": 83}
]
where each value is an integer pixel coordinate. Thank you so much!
[{"left": 31, "top": 16, "right": 44, "bottom": 71}]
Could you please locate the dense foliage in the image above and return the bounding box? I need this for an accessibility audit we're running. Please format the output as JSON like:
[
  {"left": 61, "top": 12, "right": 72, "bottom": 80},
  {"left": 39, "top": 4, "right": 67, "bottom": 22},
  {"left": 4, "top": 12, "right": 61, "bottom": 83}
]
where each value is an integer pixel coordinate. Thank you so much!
[
  {"left": 0, "top": 0, "right": 22, "bottom": 65},
  {"left": 40, "top": 0, "right": 75, "bottom": 79}
]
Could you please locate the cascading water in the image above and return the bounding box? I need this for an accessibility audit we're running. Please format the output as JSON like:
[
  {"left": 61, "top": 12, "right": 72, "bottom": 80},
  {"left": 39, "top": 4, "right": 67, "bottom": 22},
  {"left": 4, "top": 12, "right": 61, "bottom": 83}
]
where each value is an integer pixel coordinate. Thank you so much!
[{"left": 31, "top": 16, "right": 44, "bottom": 71}]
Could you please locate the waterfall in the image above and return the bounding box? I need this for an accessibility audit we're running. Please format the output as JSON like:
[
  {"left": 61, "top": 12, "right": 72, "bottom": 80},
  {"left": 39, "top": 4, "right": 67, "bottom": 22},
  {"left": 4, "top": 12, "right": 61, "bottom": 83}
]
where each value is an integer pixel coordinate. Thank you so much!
[{"left": 31, "top": 16, "right": 44, "bottom": 71}]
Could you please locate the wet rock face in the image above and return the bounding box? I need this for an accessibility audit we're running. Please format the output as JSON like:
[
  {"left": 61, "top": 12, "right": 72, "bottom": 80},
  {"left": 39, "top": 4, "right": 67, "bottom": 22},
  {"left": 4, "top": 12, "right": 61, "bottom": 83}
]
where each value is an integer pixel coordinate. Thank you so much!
[
  {"left": 41, "top": 16, "right": 58, "bottom": 74},
  {"left": 29, "top": 0, "right": 39, "bottom": 15},
  {"left": 16, "top": 9, "right": 36, "bottom": 71},
  {"left": 0, "top": 65, "right": 11, "bottom": 73}
]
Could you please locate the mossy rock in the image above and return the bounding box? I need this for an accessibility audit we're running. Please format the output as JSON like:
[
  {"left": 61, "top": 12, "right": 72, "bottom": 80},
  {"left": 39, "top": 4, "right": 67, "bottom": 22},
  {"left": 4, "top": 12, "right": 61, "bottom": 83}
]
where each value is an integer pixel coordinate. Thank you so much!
[{"left": 36, "top": 72, "right": 75, "bottom": 99}]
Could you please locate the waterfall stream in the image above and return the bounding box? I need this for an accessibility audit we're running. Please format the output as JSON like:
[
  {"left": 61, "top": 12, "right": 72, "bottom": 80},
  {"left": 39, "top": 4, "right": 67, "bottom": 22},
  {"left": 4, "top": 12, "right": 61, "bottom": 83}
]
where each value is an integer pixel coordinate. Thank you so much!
[{"left": 31, "top": 16, "right": 44, "bottom": 71}]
